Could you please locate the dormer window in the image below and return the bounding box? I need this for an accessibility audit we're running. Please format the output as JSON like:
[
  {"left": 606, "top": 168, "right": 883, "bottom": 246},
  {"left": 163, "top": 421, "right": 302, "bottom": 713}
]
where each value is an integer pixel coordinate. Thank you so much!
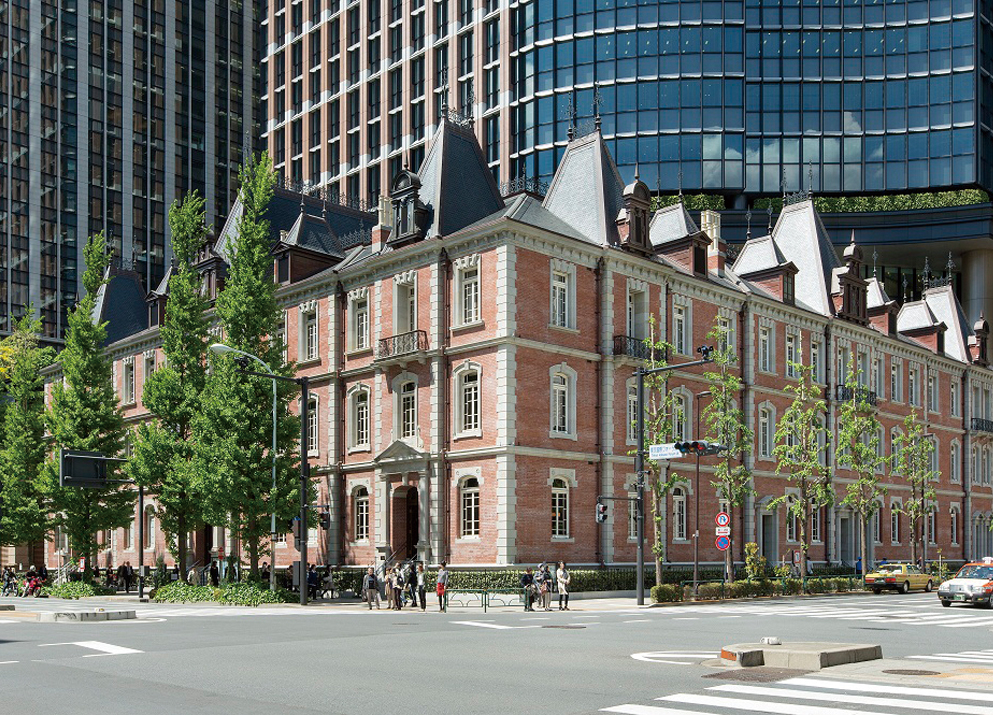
[
  {"left": 389, "top": 168, "right": 428, "bottom": 247},
  {"left": 277, "top": 254, "right": 290, "bottom": 283},
  {"left": 784, "top": 273, "right": 795, "bottom": 305},
  {"left": 693, "top": 245, "right": 707, "bottom": 275}
]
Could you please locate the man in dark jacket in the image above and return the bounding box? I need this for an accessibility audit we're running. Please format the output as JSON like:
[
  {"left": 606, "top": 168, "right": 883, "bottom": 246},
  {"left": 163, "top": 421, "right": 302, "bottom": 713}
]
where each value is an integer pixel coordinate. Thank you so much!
[{"left": 520, "top": 568, "right": 536, "bottom": 611}]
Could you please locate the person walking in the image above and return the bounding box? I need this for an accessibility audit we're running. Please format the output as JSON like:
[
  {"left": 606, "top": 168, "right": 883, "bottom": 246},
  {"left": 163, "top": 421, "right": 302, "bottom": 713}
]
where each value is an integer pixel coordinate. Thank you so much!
[
  {"left": 391, "top": 567, "right": 403, "bottom": 610},
  {"left": 520, "top": 568, "right": 535, "bottom": 611},
  {"left": 416, "top": 563, "right": 426, "bottom": 611},
  {"left": 362, "top": 567, "right": 380, "bottom": 609},
  {"left": 209, "top": 561, "right": 220, "bottom": 587},
  {"left": 556, "top": 561, "right": 571, "bottom": 611},
  {"left": 538, "top": 564, "right": 553, "bottom": 611},
  {"left": 307, "top": 564, "right": 320, "bottom": 600},
  {"left": 436, "top": 562, "right": 449, "bottom": 611},
  {"left": 123, "top": 561, "right": 134, "bottom": 593},
  {"left": 407, "top": 564, "right": 418, "bottom": 608}
]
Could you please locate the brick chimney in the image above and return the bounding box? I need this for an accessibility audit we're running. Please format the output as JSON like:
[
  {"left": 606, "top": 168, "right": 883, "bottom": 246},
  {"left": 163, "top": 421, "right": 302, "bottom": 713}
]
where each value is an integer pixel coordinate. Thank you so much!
[{"left": 701, "top": 209, "right": 725, "bottom": 277}]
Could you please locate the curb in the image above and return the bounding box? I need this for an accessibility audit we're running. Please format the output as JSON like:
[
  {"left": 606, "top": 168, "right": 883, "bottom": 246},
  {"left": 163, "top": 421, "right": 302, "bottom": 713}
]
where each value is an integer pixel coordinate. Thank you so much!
[{"left": 648, "top": 589, "right": 875, "bottom": 608}]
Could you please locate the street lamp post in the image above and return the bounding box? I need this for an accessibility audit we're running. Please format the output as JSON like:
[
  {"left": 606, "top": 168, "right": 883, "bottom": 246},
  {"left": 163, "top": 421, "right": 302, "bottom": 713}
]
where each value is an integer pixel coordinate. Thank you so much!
[
  {"left": 209, "top": 343, "right": 280, "bottom": 593},
  {"left": 634, "top": 346, "right": 714, "bottom": 606},
  {"left": 693, "top": 390, "right": 711, "bottom": 600}
]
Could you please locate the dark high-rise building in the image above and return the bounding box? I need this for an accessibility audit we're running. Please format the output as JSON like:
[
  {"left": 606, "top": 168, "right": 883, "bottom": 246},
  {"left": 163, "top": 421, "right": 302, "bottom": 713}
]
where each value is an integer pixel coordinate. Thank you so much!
[{"left": 0, "top": 0, "right": 262, "bottom": 341}]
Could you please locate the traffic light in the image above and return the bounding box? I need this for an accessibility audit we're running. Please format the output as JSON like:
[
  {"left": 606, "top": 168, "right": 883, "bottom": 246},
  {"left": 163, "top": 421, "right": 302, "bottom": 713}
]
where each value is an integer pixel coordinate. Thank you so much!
[
  {"left": 319, "top": 509, "right": 331, "bottom": 530},
  {"left": 674, "top": 441, "right": 728, "bottom": 456},
  {"left": 595, "top": 501, "right": 608, "bottom": 523},
  {"left": 290, "top": 517, "right": 301, "bottom": 550}
]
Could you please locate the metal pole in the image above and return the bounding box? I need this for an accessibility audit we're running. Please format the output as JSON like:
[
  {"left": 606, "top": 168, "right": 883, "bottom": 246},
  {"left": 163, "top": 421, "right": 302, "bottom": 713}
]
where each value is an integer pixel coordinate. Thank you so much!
[
  {"left": 635, "top": 368, "right": 646, "bottom": 606},
  {"left": 299, "top": 376, "right": 310, "bottom": 606},
  {"left": 270, "top": 379, "right": 278, "bottom": 592},
  {"left": 138, "top": 484, "right": 144, "bottom": 599},
  {"left": 694, "top": 407, "right": 701, "bottom": 599}
]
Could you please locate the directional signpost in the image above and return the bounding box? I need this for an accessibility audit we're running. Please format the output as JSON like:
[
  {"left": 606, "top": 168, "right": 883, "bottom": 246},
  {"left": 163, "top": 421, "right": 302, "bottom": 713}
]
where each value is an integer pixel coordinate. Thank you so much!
[{"left": 649, "top": 443, "right": 682, "bottom": 461}]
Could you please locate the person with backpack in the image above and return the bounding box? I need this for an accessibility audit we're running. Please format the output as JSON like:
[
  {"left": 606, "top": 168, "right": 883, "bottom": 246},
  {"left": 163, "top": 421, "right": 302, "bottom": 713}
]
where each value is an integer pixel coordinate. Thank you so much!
[
  {"left": 520, "top": 568, "right": 535, "bottom": 611},
  {"left": 436, "top": 562, "right": 449, "bottom": 611},
  {"left": 362, "top": 567, "right": 380, "bottom": 610}
]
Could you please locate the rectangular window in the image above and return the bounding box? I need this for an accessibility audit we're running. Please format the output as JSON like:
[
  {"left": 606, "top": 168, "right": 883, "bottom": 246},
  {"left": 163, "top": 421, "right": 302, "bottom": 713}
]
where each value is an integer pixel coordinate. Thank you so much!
[
  {"left": 395, "top": 280, "right": 416, "bottom": 334},
  {"left": 351, "top": 295, "right": 369, "bottom": 351},
  {"left": 355, "top": 492, "right": 370, "bottom": 540},
  {"left": 144, "top": 353, "right": 156, "bottom": 383},
  {"left": 951, "top": 443, "right": 961, "bottom": 483},
  {"left": 858, "top": 351, "right": 870, "bottom": 387},
  {"left": 400, "top": 382, "right": 417, "bottom": 439},
  {"left": 551, "top": 374, "right": 569, "bottom": 434},
  {"left": 672, "top": 395, "right": 687, "bottom": 441},
  {"left": 759, "top": 408, "right": 772, "bottom": 458},
  {"left": 551, "top": 483, "right": 569, "bottom": 538},
  {"left": 927, "top": 374, "right": 937, "bottom": 412},
  {"left": 811, "top": 340, "right": 822, "bottom": 383},
  {"left": 626, "top": 386, "right": 638, "bottom": 444},
  {"left": 909, "top": 366, "right": 919, "bottom": 406},
  {"left": 874, "top": 356, "right": 885, "bottom": 400},
  {"left": 716, "top": 316, "right": 731, "bottom": 354},
  {"left": 673, "top": 304, "right": 687, "bottom": 355},
  {"left": 302, "top": 309, "right": 318, "bottom": 361},
  {"left": 460, "top": 371, "right": 480, "bottom": 434},
  {"left": 811, "top": 508, "right": 822, "bottom": 543},
  {"left": 951, "top": 380, "right": 960, "bottom": 417},
  {"left": 759, "top": 327, "right": 771, "bottom": 373},
  {"left": 353, "top": 392, "right": 369, "bottom": 447},
  {"left": 307, "top": 399, "right": 318, "bottom": 455},
  {"left": 891, "top": 507, "right": 900, "bottom": 544},
  {"left": 785, "top": 333, "right": 798, "bottom": 378},
  {"left": 461, "top": 482, "right": 480, "bottom": 537},
  {"left": 550, "top": 270, "right": 570, "bottom": 328},
  {"left": 123, "top": 360, "right": 135, "bottom": 404},
  {"left": 458, "top": 265, "right": 480, "bottom": 325}
]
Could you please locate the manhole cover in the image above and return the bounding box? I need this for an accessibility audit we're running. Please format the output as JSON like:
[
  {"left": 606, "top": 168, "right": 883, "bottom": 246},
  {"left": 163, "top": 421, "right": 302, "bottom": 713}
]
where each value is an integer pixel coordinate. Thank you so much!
[
  {"left": 542, "top": 625, "right": 586, "bottom": 629},
  {"left": 704, "top": 668, "right": 809, "bottom": 682},
  {"left": 857, "top": 627, "right": 892, "bottom": 631},
  {"left": 883, "top": 669, "right": 940, "bottom": 676}
]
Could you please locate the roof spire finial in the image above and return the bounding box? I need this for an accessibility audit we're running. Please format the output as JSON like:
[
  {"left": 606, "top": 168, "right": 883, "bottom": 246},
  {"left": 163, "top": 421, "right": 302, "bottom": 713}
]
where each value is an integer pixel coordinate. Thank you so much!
[
  {"left": 593, "top": 82, "right": 603, "bottom": 131},
  {"left": 807, "top": 162, "right": 814, "bottom": 198},
  {"left": 781, "top": 167, "right": 788, "bottom": 199},
  {"left": 923, "top": 256, "right": 932, "bottom": 288},
  {"left": 902, "top": 274, "right": 909, "bottom": 303},
  {"left": 655, "top": 175, "right": 662, "bottom": 197},
  {"left": 946, "top": 251, "right": 955, "bottom": 281},
  {"left": 767, "top": 203, "right": 773, "bottom": 233},
  {"left": 677, "top": 170, "right": 683, "bottom": 200},
  {"left": 849, "top": 228, "right": 856, "bottom": 246},
  {"left": 300, "top": 183, "right": 307, "bottom": 214},
  {"left": 746, "top": 207, "right": 752, "bottom": 240},
  {"left": 566, "top": 98, "right": 577, "bottom": 141},
  {"left": 440, "top": 66, "right": 449, "bottom": 115},
  {"left": 872, "top": 248, "right": 878, "bottom": 278}
]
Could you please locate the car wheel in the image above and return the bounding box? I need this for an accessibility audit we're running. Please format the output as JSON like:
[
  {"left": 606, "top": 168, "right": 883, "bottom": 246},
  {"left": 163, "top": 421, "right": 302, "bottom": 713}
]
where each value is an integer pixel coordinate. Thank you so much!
[
  {"left": 925, "top": 580, "right": 933, "bottom": 593},
  {"left": 899, "top": 581, "right": 909, "bottom": 594},
  {"left": 941, "top": 600, "right": 951, "bottom": 607},
  {"left": 872, "top": 588, "right": 881, "bottom": 595}
]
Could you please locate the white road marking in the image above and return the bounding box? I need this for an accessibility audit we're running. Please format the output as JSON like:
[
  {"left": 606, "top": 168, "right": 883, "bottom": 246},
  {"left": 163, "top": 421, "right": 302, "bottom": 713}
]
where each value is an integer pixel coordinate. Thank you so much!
[
  {"left": 451, "top": 620, "right": 538, "bottom": 630},
  {"left": 603, "top": 706, "right": 710, "bottom": 715},
  {"left": 672, "top": 617, "right": 698, "bottom": 620},
  {"left": 707, "top": 684, "right": 993, "bottom": 715},
  {"left": 662, "top": 693, "right": 881, "bottom": 715},
  {"left": 0, "top": 660, "right": 18, "bottom": 665},
  {"left": 782, "top": 677, "right": 993, "bottom": 702},
  {"left": 623, "top": 619, "right": 650, "bottom": 623},
  {"left": 39, "top": 641, "right": 143, "bottom": 656},
  {"left": 631, "top": 651, "right": 720, "bottom": 665}
]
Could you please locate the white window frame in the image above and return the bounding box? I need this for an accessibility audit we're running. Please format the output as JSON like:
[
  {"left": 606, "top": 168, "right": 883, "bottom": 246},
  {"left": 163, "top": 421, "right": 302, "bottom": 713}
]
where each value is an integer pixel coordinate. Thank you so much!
[
  {"left": 672, "top": 487, "right": 687, "bottom": 541},
  {"left": 549, "top": 470, "right": 575, "bottom": 540},
  {"left": 353, "top": 485, "right": 370, "bottom": 541},
  {"left": 122, "top": 357, "right": 136, "bottom": 405},
  {"left": 347, "top": 384, "right": 371, "bottom": 451},
  {"left": 927, "top": 373, "right": 937, "bottom": 412},
  {"left": 951, "top": 440, "right": 961, "bottom": 483},
  {"left": 626, "top": 278, "right": 648, "bottom": 340},
  {"left": 549, "top": 259, "right": 577, "bottom": 330},
  {"left": 305, "top": 395, "right": 319, "bottom": 457},
  {"left": 857, "top": 350, "right": 869, "bottom": 388},
  {"left": 758, "top": 403, "right": 775, "bottom": 459},
  {"left": 549, "top": 363, "right": 578, "bottom": 440},
  {"left": 672, "top": 391, "right": 689, "bottom": 442},
  {"left": 811, "top": 339, "right": 823, "bottom": 383},
  {"left": 785, "top": 332, "right": 799, "bottom": 379},
  {"left": 908, "top": 365, "right": 920, "bottom": 407},
  {"left": 951, "top": 379, "right": 960, "bottom": 417},
  {"left": 299, "top": 300, "right": 319, "bottom": 362},
  {"left": 873, "top": 505, "right": 883, "bottom": 544},
  {"left": 927, "top": 504, "right": 937, "bottom": 545},
  {"left": 348, "top": 288, "right": 370, "bottom": 352},
  {"left": 626, "top": 380, "right": 638, "bottom": 445},
  {"left": 144, "top": 506, "right": 156, "bottom": 551},
  {"left": 393, "top": 374, "right": 419, "bottom": 442},
  {"left": 785, "top": 495, "right": 798, "bottom": 543},
  {"left": 759, "top": 326, "right": 773, "bottom": 373},
  {"left": 143, "top": 351, "right": 156, "bottom": 385},
  {"left": 715, "top": 311, "right": 735, "bottom": 356},
  {"left": 672, "top": 297, "right": 691, "bottom": 356},
  {"left": 811, "top": 506, "right": 822, "bottom": 543},
  {"left": 890, "top": 499, "right": 902, "bottom": 544},
  {"left": 873, "top": 354, "right": 885, "bottom": 400},
  {"left": 453, "top": 361, "right": 482, "bottom": 438},
  {"left": 891, "top": 360, "right": 903, "bottom": 403},
  {"left": 459, "top": 474, "right": 481, "bottom": 538},
  {"left": 454, "top": 254, "right": 482, "bottom": 328},
  {"left": 394, "top": 271, "right": 418, "bottom": 335},
  {"left": 950, "top": 505, "right": 960, "bottom": 545}
]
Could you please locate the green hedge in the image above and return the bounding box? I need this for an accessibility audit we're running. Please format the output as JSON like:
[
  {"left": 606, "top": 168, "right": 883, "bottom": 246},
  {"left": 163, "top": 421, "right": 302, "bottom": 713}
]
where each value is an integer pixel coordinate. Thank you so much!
[
  {"left": 650, "top": 577, "right": 865, "bottom": 604},
  {"left": 650, "top": 584, "right": 682, "bottom": 603},
  {"left": 41, "top": 581, "right": 117, "bottom": 599},
  {"left": 152, "top": 581, "right": 294, "bottom": 606}
]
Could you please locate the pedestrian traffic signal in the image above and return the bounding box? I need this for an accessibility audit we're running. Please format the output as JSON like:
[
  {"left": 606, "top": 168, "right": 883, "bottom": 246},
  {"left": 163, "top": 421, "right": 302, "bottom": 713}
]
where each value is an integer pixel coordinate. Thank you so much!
[
  {"left": 674, "top": 441, "right": 728, "bottom": 456},
  {"left": 319, "top": 509, "right": 331, "bottom": 530},
  {"left": 596, "top": 502, "right": 608, "bottom": 523}
]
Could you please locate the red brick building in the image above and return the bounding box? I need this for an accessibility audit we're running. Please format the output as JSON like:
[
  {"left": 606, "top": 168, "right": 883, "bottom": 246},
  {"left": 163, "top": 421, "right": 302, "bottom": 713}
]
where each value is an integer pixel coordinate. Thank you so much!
[{"left": 37, "top": 118, "right": 993, "bottom": 575}]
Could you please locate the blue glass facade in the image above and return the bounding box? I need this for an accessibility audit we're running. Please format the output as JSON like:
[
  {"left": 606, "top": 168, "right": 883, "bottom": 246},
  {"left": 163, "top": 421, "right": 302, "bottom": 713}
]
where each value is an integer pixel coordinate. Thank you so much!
[{"left": 509, "top": 0, "right": 987, "bottom": 197}]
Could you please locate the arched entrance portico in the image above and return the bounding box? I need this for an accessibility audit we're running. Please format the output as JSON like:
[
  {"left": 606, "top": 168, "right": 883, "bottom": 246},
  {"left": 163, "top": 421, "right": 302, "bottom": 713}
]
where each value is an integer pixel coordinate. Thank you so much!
[{"left": 391, "top": 485, "right": 420, "bottom": 560}]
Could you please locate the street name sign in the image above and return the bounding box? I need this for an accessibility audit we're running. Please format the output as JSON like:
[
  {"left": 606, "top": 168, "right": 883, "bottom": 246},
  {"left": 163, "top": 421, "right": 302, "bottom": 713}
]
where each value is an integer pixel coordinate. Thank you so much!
[{"left": 649, "top": 443, "right": 682, "bottom": 460}]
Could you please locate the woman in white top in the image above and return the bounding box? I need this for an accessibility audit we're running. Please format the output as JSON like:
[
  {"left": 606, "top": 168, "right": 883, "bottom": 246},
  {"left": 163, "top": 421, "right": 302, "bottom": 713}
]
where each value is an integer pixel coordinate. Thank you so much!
[{"left": 556, "top": 561, "right": 571, "bottom": 611}]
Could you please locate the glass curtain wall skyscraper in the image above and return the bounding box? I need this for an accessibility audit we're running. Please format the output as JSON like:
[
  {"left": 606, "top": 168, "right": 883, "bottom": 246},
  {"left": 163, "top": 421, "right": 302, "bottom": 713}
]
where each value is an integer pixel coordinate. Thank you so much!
[
  {"left": 0, "top": 0, "right": 261, "bottom": 341},
  {"left": 271, "top": 0, "right": 989, "bottom": 210}
]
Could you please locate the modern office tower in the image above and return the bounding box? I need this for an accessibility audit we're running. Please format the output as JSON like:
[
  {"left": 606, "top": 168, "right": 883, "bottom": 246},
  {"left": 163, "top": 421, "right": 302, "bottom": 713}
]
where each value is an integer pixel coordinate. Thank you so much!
[
  {"left": 265, "top": 0, "right": 988, "bottom": 203},
  {"left": 0, "top": 0, "right": 262, "bottom": 341}
]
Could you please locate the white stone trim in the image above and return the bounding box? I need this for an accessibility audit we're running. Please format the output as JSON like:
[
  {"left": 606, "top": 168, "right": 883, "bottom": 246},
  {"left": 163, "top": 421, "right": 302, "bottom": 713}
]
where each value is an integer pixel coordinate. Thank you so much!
[{"left": 548, "top": 362, "right": 578, "bottom": 441}]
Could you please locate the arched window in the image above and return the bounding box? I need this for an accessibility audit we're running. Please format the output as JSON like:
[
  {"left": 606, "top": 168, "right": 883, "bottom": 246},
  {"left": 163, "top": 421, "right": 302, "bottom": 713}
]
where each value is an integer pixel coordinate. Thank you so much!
[
  {"left": 672, "top": 488, "right": 687, "bottom": 541},
  {"left": 460, "top": 478, "right": 480, "bottom": 537},
  {"left": 144, "top": 507, "right": 156, "bottom": 551},
  {"left": 873, "top": 509, "right": 883, "bottom": 544},
  {"left": 927, "top": 505, "right": 937, "bottom": 545},
  {"left": 785, "top": 496, "right": 798, "bottom": 543},
  {"left": 811, "top": 506, "right": 822, "bottom": 543},
  {"left": 891, "top": 502, "right": 901, "bottom": 544},
  {"left": 349, "top": 388, "right": 370, "bottom": 449},
  {"left": 551, "top": 478, "right": 569, "bottom": 538},
  {"left": 400, "top": 380, "right": 417, "bottom": 439},
  {"left": 950, "top": 506, "right": 960, "bottom": 546},
  {"left": 456, "top": 367, "right": 481, "bottom": 436},
  {"left": 626, "top": 382, "right": 638, "bottom": 444},
  {"left": 306, "top": 397, "right": 318, "bottom": 455},
  {"left": 759, "top": 406, "right": 773, "bottom": 458},
  {"left": 354, "top": 487, "right": 370, "bottom": 541},
  {"left": 672, "top": 394, "right": 687, "bottom": 441}
]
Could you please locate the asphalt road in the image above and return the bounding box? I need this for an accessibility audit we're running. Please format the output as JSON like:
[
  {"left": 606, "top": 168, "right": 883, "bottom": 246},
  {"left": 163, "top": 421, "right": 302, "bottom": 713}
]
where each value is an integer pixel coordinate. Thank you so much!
[{"left": 2, "top": 592, "right": 992, "bottom": 715}]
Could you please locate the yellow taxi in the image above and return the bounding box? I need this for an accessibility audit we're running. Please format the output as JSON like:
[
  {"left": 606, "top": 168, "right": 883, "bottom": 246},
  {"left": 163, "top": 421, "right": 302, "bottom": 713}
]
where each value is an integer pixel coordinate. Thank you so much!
[{"left": 864, "top": 563, "right": 933, "bottom": 594}]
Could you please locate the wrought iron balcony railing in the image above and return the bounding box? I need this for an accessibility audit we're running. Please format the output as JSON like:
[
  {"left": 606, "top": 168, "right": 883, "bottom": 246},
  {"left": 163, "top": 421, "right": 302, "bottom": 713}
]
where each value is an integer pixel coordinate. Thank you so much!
[
  {"left": 377, "top": 330, "right": 429, "bottom": 359},
  {"left": 835, "top": 384, "right": 878, "bottom": 406},
  {"left": 613, "top": 335, "right": 658, "bottom": 362},
  {"left": 971, "top": 417, "right": 993, "bottom": 433}
]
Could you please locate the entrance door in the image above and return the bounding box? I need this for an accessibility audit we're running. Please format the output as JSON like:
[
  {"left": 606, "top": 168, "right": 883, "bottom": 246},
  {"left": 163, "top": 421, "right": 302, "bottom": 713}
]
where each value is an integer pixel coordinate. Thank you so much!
[
  {"left": 761, "top": 514, "right": 777, "bottom": 564},
  {"left": 405, "top": 488, "right": 419, "bottom": 559},
  {"left": 839, "top": 516, "right": 853, "bottom": 565},
  {"left": 391, "top": 486, "right": 420, "bottom": 560}
]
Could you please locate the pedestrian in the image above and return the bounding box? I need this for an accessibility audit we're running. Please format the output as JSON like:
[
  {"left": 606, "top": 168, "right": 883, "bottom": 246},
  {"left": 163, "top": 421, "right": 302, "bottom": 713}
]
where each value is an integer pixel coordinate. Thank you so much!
[
  {"left": 416, "top": 563, "right": 426, "bottom": 611},
  {"left": 124, "top": 561, "right": 134, "bottom": 593},
  {"left": 436, "top": 561, "right": 449, "bottom": 611},
  {"left": 391, "top": 567, "right": 403, "bottom": 610},
  {"left": 38, "top": 563, "right": 48, "bottom": 584},
  {"left": 105, "top": 564, "right": 115, "bottom": 588},
  {"left": 209, "top": 560, "right": 220, "bottom": 587},
  {"left": 556, "top": 561, "right": 571, "bottom": 611},
  {"left": 261, "top": 562, "right": 271, "bottom": 583},
  {"left": 538, "top": 564, "right": 552, "bottom": 611},
  {"left": 520, "top": 568, "right": 535, "bottom": 611},
  {"left": 407, "top": 563, "right": 418, "bottom": 607},
  {"left": 363, "top": 567, "right": 380, "bottom": 609},
  {"left": 307, "top": 564, "right": 320, "bottom": 600}
]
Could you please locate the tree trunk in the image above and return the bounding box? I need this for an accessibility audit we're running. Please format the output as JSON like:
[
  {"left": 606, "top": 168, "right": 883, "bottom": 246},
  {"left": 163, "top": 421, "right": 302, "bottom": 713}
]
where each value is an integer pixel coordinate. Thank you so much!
[
  {"left": 651, "top": 480, "right": 663, "bottom": 586},
  {"left": 725, "top": 505, "right": 734, "bottom": 584},
  {"left": 859, "top": 513, "right": 869, "bottom": 580},
  {"left": 177, "top": 514, "right": 188, "bottom": 583},
  {"left": 910, "top": 517, "right": 918, "bottom": 565}
]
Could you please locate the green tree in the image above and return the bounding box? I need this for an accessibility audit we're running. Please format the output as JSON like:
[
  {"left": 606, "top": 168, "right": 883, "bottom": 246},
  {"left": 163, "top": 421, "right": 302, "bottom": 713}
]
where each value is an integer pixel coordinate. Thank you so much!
[
  {"left": 193, "top": 154, "right": 305, "bottom": 577},
  {"left": 836, "top": 359, "right": 887, "bottom": 580},
  {"left": 893, "top": 410, "right": 937, "bottom": 565},
  {"left": 41, "top": 233, "right": 133, "bottom": 577},
  {"left": 637, "top": 318, "right": 685, "bottom": 586},
  {"left": 0, "top": 314, "right": 54, "bottom": 569},
  {"left": 701, "top": 320, "right": 754, "bottom": 583},
  {"left": 128, "top": 192, "right": 211, "bottom": 578},
  {"left": 772, "top": 347, "right": 832, "bottom": 584}
]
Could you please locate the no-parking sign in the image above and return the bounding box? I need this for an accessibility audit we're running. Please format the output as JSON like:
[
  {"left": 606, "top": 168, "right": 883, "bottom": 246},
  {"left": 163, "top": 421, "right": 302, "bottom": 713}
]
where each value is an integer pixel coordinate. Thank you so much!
[
  {"left": 716, "top": 535, "right": 731, "bottom": 551},
  {"left": 715, "top": 511, "right": 731, "bottom": 527}
]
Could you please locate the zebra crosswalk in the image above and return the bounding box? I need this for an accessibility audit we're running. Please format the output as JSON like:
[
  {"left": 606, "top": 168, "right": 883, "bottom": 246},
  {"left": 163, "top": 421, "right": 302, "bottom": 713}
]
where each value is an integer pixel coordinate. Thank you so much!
[
  {"left": 600, "top": 676, "right": 993, "bottom": 715},
  {"left": 908, "top": 648, "right": 993, "bottom": 665}
]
